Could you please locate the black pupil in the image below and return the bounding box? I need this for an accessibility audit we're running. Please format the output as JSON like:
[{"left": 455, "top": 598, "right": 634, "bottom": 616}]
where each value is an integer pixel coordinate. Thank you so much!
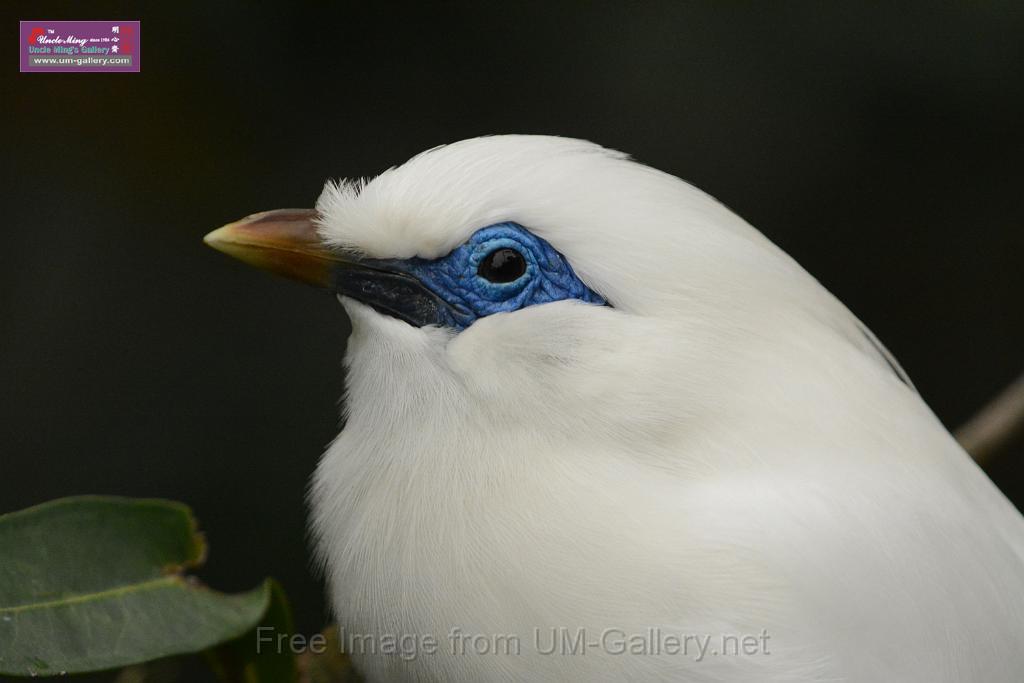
[{"left": 478, "top": 248, "right": 526, "bottom": 283}]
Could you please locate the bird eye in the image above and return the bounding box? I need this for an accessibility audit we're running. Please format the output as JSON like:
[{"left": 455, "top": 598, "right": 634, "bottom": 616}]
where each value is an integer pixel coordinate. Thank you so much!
[{"left": 477, "top": 248, "right": 526, "bottom": 283}]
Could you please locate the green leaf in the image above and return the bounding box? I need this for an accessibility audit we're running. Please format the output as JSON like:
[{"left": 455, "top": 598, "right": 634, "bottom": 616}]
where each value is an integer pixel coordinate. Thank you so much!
[
  {"left": 0, "top": 496, "right": 272, "bottom": 677},
  {"left": 206, "top": 579, "right": 298, "bottom": 683}
]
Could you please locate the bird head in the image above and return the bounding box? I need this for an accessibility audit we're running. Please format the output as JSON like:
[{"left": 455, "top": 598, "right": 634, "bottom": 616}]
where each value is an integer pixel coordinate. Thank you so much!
[{"left": 205, "top": 135, "right": 833, "bottom": 445}]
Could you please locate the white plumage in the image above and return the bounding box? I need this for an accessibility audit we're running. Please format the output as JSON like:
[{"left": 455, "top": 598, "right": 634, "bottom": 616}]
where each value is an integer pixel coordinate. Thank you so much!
[{"left": 306, "top": 135, "right": 1024, "bottom": 681}]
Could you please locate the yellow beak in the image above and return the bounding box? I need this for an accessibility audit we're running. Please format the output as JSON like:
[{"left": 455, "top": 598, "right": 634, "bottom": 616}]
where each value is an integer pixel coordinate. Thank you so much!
[{"left": 203, "top": 208, "right": 340, "bottom": 287}]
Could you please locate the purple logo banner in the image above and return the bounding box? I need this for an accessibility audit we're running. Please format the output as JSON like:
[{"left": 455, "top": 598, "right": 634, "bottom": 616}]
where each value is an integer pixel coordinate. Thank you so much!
[{"left": 20, "top": 21, "right": 140, "bottom": 73}]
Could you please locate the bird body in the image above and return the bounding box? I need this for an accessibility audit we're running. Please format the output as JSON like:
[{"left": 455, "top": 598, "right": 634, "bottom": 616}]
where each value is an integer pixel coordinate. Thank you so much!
[{"left": 208, "top": 136, "right": 1024, "bottom": 681}]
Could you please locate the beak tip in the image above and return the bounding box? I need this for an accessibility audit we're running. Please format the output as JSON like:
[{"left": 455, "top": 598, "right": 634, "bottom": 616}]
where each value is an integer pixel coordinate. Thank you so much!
[{"left": 203, "top": 224, "right": 231, "bottom": 250}]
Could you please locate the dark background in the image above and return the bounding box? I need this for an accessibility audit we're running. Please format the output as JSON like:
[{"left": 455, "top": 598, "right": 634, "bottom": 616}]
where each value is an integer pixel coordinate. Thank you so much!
[{"left": 2, "top": 0, "right": 1022, "bottom": 668}]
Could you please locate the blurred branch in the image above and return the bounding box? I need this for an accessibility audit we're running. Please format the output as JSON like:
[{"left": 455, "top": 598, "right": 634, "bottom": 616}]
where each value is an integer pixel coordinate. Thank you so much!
[
  {"left": 297, "top": 625, "right": 362, "bottom": 683},
  {"left": 114, "top": 659, "right": 181, "bottom": 683},
  {"left": 956, "top": 373, "right": 1024, "bottom": 464}
]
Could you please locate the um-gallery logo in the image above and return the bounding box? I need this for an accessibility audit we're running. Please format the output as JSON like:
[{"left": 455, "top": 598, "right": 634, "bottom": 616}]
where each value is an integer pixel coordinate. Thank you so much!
[{"left": 20, "top": 21, "right": 140, "bottom": 73}]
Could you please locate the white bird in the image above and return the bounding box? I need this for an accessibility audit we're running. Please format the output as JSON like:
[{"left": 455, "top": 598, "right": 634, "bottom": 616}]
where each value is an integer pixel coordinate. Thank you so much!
[{"left": 205, "top": 135, "right": 1024, "bottom": 682}]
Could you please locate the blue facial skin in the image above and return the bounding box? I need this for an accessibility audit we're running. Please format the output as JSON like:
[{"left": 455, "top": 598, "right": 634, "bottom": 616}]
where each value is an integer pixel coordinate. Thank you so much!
[{"left": 363, "top": 223, "right": 606, "bottom": 331}]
